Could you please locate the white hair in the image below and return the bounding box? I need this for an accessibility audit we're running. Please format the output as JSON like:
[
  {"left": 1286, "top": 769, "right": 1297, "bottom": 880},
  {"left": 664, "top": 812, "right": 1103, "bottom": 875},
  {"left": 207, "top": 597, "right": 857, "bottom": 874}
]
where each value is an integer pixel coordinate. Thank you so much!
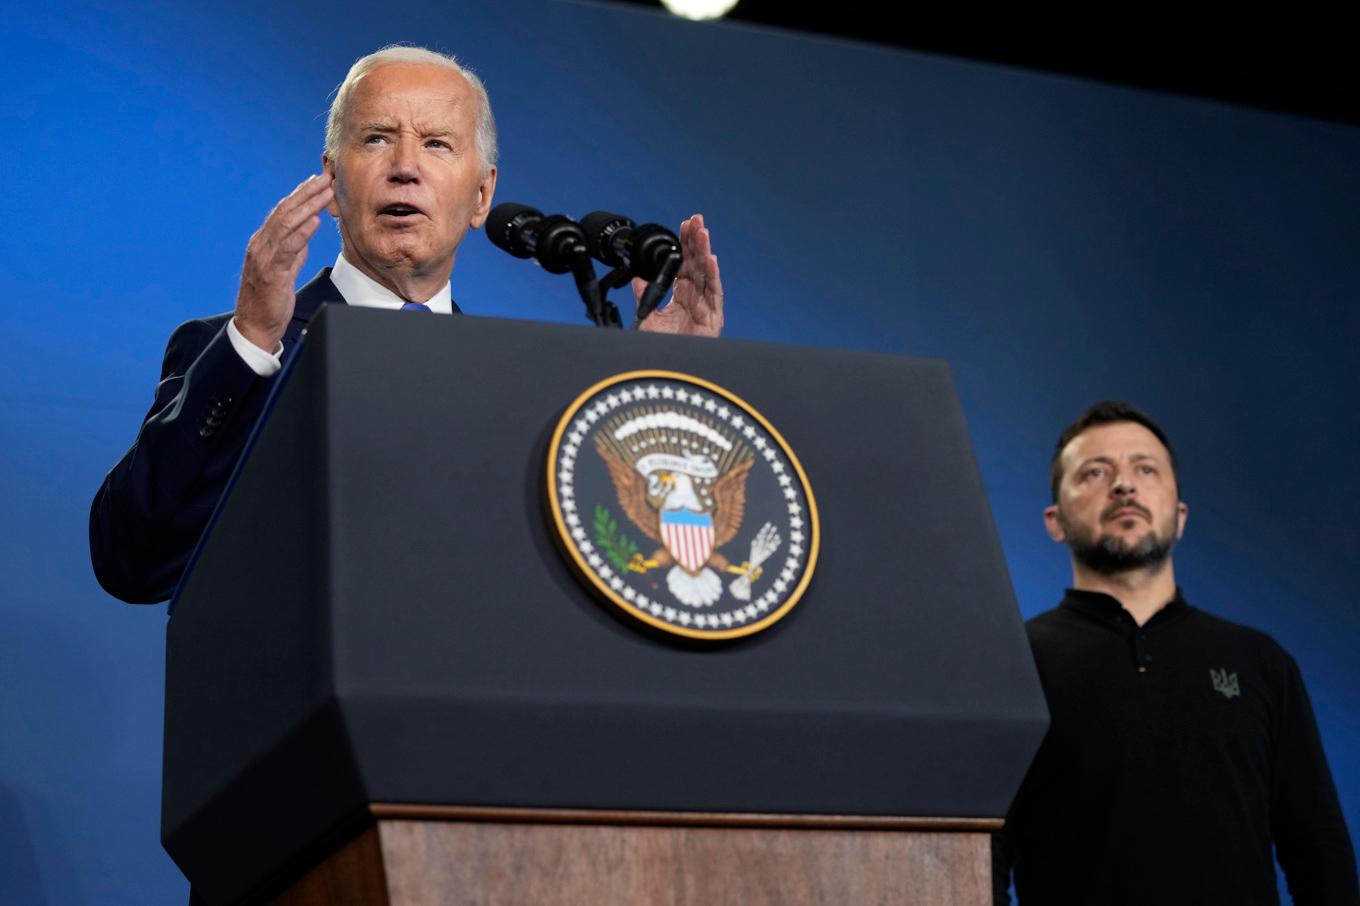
[{"left": 324, "top": 44, "right": 498, "bottom": 172}]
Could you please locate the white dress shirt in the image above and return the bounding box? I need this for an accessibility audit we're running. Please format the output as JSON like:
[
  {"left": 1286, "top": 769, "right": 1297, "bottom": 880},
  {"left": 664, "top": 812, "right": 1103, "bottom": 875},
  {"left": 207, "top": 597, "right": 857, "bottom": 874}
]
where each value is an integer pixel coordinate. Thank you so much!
[{"left": 226, "top": 252, "right": 454, "bottom": 377}]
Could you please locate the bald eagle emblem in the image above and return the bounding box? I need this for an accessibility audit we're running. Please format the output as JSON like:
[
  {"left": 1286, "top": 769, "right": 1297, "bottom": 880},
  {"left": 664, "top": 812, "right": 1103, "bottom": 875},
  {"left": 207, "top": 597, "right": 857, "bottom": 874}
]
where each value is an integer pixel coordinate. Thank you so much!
[
  {"left": 597, "top": 410, "right": 757, "bottom": 607},
  {"left": 547, "top": 370, "right": 819, "bottom": 641}
]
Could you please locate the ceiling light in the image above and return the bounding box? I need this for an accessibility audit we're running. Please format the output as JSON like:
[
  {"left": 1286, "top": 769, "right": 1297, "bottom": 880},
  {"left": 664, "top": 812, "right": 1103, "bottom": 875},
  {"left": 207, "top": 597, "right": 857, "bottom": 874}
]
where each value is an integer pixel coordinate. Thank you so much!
[{"left": 660, "top": 0, "right": 741, "bottom": 21}]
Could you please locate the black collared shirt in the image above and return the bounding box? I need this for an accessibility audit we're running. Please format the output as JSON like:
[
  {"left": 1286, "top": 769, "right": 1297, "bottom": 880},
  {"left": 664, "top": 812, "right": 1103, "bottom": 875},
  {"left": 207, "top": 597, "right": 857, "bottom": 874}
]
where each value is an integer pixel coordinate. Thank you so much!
[{"left": 995, "top": 589, "right": 1357, "bottom": 905}]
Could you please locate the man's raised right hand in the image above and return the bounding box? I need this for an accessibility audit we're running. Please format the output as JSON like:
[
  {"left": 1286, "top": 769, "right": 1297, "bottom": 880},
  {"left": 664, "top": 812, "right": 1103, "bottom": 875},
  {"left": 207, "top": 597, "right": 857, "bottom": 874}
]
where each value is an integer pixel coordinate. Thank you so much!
[{"left": 233, "top": 173, "right": 334, "bottom": 352}]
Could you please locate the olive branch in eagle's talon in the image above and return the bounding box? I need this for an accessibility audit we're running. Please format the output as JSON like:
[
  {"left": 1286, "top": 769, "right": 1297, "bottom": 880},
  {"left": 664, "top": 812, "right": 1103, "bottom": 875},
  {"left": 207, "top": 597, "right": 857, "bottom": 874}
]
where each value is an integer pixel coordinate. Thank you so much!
[{"left": 593, "top": 505, "right": 642, "bottom": 571}]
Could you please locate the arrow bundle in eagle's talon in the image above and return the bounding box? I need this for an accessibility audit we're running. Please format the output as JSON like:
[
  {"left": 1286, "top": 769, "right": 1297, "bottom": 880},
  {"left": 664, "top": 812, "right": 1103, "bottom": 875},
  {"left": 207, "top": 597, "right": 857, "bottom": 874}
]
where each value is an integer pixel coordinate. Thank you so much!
[{"left": 729, "top": 522, "right": 782, "bottom": 601}]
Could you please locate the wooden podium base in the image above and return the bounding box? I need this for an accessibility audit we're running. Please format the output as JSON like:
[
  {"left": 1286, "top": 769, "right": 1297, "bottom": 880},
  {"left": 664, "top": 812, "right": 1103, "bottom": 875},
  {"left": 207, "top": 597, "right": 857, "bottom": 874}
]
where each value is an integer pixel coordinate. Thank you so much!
[{"left": 271, "top": 806, "right": 998, "bottom": 906}]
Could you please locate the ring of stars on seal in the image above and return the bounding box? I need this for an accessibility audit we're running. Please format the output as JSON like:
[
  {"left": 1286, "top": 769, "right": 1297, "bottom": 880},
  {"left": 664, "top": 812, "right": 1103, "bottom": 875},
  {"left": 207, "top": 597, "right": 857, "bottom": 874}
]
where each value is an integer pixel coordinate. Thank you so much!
[{"left": 547, "top": 369, "right": 819, "bottom": 641}]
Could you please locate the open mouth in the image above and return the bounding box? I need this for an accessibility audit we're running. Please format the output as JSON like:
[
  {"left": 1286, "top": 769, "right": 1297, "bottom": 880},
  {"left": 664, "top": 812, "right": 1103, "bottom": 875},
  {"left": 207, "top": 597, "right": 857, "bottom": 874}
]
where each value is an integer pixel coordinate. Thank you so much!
[{"left": 379, "top": 204, "right": 424, "bottom": 219}]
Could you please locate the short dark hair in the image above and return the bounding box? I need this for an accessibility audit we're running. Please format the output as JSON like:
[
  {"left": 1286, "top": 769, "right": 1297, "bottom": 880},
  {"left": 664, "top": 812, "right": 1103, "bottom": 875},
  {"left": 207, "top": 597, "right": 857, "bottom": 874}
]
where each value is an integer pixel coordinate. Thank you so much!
[{"left": 1050, "top": 401, "right": 1178, "bottom": 501}]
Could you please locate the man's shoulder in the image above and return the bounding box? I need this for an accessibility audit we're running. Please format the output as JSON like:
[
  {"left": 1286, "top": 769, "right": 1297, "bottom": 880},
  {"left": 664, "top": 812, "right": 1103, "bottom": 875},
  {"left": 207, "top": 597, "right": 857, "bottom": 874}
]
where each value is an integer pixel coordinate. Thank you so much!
[
  {"left": 170, "top": 312, "right": 233, "bottom": 336},
  {"left": 1023, "top": 604, "right": 1083, "bottom": 642},
  {"left": 161, "top": 313, "right": 233, "bottom": 361},
  {"left": 1182, "top": 600, "right": 1295, "bottom": 664},
  {"left": 1019, "top": 607, "right": 1104, "bottom": 674}
]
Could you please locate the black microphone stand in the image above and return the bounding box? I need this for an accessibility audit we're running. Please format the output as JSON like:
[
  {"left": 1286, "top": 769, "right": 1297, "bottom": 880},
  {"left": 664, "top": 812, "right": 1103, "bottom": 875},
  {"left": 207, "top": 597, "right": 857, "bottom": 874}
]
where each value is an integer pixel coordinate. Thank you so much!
[{"left": 569, "top": 251, "right": 621, "bottom": 329}]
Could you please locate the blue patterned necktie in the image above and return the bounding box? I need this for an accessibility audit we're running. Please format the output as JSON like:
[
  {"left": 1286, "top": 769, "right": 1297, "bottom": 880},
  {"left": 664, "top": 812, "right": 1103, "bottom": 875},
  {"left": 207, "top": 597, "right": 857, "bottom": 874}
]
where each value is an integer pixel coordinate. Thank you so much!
[{"left": 400, "top": 302, "right": 432, "bottom": 313}]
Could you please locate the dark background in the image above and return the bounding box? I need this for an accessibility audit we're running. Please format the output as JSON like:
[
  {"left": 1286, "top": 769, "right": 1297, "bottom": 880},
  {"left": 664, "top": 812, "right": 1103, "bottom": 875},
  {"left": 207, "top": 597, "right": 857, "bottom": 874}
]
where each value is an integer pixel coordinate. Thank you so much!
[
  {"left": 2, "top": 0, "right": 1356, "bottom": 901},
  {"left": 607, "top": 1, "right": 1360, "bottom": 125}
]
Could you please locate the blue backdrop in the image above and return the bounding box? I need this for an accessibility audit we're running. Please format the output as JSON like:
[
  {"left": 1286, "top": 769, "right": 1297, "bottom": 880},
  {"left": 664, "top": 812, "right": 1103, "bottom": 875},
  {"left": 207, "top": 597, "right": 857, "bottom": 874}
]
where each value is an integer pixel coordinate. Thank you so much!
[{"left": 3, "top": 0, "right": 1357, "bottom": 901}]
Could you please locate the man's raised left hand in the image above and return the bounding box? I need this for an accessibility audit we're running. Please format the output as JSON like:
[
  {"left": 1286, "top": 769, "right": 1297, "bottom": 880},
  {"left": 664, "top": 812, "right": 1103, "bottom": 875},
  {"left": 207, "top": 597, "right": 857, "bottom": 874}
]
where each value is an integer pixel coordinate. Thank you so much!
[{"left": 634, "top": 213, "right": 724, "bottom": 337}]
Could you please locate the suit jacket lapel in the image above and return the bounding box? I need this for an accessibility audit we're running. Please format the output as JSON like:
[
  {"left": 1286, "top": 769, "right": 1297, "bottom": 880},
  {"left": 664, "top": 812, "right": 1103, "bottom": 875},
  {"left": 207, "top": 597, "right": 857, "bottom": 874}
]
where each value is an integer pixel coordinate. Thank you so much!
[{"left": 282, "top": 267, "right": 345, "bottom": 360}]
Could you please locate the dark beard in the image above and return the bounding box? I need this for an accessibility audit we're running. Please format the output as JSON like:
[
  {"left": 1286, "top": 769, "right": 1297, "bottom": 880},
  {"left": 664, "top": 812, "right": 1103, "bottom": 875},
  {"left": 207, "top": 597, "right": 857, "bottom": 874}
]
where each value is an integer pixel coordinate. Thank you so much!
[{"left": 1062, "top": 515, "right": 1176, "bottom": 577}]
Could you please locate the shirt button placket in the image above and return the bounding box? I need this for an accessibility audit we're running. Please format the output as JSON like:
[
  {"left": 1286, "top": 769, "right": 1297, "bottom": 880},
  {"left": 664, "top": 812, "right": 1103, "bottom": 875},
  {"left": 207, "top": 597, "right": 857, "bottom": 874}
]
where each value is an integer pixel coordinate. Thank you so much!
[{"left": 1135, "top": 628, "right": 1149, "bottom": 674}]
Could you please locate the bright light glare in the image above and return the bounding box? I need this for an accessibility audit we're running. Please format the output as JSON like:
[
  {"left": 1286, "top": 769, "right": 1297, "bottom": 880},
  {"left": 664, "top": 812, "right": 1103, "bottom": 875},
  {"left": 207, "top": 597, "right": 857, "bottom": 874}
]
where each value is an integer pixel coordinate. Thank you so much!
[{"left": 660, "top": 0, "right": 741, "bottom": 21}]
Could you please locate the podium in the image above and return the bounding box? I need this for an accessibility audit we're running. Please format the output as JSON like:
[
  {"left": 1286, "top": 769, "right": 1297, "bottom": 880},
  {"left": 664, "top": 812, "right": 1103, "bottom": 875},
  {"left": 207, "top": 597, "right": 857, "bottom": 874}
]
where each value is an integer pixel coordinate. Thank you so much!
[{"left": 164, "top": 306, "right": 1047, "bottom": 904}]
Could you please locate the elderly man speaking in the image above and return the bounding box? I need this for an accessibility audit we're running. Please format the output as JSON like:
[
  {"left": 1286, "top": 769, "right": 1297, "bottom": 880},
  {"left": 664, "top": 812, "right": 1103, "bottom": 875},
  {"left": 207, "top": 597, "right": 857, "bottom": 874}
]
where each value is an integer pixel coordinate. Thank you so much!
[{"left": 90, "top": 45, "right": 725, "bottom": 604}]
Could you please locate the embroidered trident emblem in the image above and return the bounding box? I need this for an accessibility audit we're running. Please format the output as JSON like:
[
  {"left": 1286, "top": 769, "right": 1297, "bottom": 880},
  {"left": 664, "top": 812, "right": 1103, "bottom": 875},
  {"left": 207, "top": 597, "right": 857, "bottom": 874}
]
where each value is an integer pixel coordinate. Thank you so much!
[{"left": 1210, "top": 668, "right": 1240, "bottom": 699}]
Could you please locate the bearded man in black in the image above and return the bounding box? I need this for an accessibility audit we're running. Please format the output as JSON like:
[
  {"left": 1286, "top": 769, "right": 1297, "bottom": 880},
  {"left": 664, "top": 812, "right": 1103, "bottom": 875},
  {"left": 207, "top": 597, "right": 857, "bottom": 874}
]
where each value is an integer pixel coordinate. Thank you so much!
[{"left": 994, "top": 402, "right": 1357, "bottom": 906}]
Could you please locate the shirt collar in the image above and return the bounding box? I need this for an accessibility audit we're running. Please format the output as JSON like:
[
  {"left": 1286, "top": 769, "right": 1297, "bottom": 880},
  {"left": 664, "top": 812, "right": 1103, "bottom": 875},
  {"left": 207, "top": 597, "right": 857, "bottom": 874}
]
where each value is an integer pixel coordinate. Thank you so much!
[
  {"left": 331, "top": 251, "right": 454, "bottom": 315},
  {"left": 1061, "top": 587, "right": 1190, "bottom": 628}
]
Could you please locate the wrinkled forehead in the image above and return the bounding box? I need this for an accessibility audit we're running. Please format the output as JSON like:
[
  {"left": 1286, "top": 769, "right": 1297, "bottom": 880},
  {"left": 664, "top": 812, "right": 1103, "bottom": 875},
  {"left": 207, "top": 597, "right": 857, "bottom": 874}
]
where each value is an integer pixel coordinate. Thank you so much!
[
  {"left": 1062, "top": 421, "right": 1171, "bottom": 470},
  {"left": 346, "top": 63, "right": 475, "bottom": 127}
]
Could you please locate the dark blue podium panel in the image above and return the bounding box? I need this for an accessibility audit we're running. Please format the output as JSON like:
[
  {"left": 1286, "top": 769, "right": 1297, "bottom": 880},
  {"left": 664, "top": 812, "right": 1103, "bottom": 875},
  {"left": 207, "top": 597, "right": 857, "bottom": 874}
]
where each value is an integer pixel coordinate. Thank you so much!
[{"left": 164, "top": 306, "right": 1047, "bottom": 902}]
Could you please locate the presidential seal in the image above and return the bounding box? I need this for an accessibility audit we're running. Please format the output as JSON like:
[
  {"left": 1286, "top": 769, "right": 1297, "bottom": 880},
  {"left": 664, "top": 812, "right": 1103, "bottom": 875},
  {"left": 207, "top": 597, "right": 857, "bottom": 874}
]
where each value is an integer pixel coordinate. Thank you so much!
[{"left": 546, "top": 370, "right": 819, "bottom": 641}]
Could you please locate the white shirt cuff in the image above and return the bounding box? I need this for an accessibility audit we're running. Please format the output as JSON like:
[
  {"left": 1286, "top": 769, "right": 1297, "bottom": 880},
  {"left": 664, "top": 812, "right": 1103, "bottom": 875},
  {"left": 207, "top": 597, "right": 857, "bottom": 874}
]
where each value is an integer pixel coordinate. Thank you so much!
[{"left": 227, "top": 317, "right": 284, "bottom": 377}]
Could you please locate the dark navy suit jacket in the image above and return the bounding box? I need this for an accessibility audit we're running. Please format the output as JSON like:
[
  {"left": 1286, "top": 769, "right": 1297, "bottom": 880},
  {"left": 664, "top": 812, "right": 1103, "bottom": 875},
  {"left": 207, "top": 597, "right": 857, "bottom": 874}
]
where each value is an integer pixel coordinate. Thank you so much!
[{"left": 89, "top": 268, "right": 459, "bottom": 604}]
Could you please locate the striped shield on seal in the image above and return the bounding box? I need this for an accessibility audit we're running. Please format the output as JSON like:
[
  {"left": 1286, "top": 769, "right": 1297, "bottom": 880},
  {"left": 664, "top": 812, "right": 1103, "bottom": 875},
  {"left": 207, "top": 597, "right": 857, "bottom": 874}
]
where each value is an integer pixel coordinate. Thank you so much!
[{"left": 660, "top": 509, "right": 715, "bottom": 573}]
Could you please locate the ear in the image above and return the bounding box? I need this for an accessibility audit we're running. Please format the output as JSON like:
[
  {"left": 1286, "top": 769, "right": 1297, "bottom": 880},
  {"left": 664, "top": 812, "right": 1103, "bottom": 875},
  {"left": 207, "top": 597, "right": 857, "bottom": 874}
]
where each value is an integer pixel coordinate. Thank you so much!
[
  {"left": 322, "top": 153, "right": 340, "bottom": 218},
  {"left": 1043, "top": 504, "right": 1067, "bottom": 543},
  {"left": 469, "top": 165, "right": 498, "bottom": 229},
  {"left": 1174, "top": 500, "right": 1188, "bottom": 540}
]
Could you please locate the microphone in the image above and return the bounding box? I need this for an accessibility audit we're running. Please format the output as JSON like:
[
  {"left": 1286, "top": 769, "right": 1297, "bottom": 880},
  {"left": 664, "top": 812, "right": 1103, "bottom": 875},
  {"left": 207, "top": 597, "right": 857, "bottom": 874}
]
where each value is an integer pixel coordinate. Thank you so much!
[
  {"left": 580, "top": 211, "right": 681, "bottom": 282},
  {"left": 581, "top": 211, "right": 684, "bottom": 322},
  {"left": 486, "top": 203, "right": 589, "bottom": 274},
  {"left": 579, "top": 210, "right": 634, "bottom": 268},
  {"left": 628, "top": 224, "right": 683, "bottom": 284},
  {"left": 485, "top": 202, "right": 539, "bottom": 259},
  {"left": 485, "top": 202, "right": 619, "bottom": 327}
]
